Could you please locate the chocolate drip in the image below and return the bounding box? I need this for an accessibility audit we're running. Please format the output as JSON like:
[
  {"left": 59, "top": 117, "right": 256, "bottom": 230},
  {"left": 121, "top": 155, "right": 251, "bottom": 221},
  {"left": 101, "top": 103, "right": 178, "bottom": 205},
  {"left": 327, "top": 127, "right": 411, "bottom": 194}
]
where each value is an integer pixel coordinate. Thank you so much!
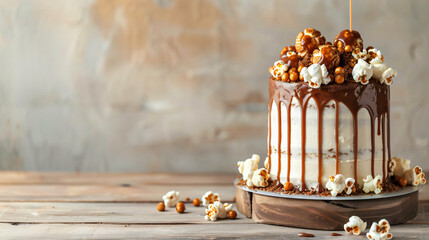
[
  {"left": 277, "top": 103, "right": 282, "bottom": 183},
  {"left": 335, "top": 101, "right": 339, "bottom": 174},
  {"left": 268, "top": 101, "right": 272, "bottom": 174},
  {"left": 268, "top": 79, "right": 390, "bottom": 191},
  {"left": 382, "top": 113, "right": 386, "bottom": 183},
  {"left": 287, "top": 102, "right": 292, "bottom": 182},
  {"left": 317, "top": 105, "right": 324, "bottom": 192}
]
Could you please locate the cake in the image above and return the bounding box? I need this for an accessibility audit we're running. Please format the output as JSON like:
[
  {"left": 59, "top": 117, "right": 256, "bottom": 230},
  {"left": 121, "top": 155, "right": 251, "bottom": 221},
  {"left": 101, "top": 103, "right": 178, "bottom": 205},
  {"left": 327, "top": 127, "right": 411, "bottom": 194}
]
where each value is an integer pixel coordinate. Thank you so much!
[
  {"left": 266, "top": 28, "right": 396, "bottom": 192},
  {"left": 238, "top": 28, "right": 425, "bottom": 195}
]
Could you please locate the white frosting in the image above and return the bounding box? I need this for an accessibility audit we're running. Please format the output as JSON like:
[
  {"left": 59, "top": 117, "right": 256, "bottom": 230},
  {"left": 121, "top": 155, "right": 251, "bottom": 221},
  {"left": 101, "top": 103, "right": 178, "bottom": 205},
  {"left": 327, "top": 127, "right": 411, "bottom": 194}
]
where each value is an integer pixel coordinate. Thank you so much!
[
  {"left": 404, "top": 166, "right": 426, "bottom": 186},
  {"left": 251, "top": 168, "right": 270, "bottom": 187},
  {"left": 352, "top": 59, "right": 373, "bottom": 85},
  {"left": 300, "top": 63, "right": 330, "bottom": 89},
  {"left": 326, "top": 174, "right": 346, "bottom": 197},
  {"left": 271, "top": 60, "right": 288, "bottom": 79},
  {"left": 366, "top": 219, "right": 393, "bottom": 240},
  {"left": 204, "top": 201, "right": 233, "bottom": 222},
  {"left": 268, "top": 99, "right": 389, "bottom": 189},
  {"left": 162, "top": 191, "right": 180, "bottom": 207},
  {"left": 344, "top": 216, "right": 367, "bottom": 235},
  {"left": 202, "top": 191, "right": 220, "bottom": 206},
  {"left": 344, "top": 178, "right": 356, "bottom": 195},
  {"left": 362, "top": 175, "right": 383, "bottom": 194},
  {"left": 237, "top": 154, "right": 260, "bottom": 187}
]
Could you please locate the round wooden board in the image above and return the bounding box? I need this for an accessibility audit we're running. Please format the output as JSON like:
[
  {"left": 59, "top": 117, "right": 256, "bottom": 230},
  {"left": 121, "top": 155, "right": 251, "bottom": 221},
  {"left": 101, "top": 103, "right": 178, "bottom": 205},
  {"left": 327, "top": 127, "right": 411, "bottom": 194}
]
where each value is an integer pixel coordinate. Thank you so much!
[{"left": 235, "top": 187, "right": 418, "bottom": 230}]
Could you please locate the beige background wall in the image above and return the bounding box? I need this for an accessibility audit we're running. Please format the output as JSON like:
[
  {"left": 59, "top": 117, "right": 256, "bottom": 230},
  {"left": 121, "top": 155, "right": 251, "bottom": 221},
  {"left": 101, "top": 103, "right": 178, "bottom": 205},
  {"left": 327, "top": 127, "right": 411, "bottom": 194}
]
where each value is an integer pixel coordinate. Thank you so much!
[{"left": 0, "top": 0, "right": 427, "bottom": 172}]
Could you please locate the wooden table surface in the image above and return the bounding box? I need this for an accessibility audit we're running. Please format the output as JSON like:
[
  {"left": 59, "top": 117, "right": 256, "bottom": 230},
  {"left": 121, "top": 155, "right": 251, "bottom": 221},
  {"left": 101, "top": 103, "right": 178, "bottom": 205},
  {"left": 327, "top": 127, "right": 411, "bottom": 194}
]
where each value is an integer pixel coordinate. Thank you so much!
[{"left": 0, "top": 172, "right": 427, "bottom": 239}]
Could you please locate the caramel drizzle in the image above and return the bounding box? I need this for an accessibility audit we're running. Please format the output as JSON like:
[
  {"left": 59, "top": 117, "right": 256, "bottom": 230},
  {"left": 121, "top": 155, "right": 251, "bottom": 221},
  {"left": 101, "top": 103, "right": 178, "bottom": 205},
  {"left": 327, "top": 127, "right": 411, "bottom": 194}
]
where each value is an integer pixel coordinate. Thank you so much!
[
  {"left": 277, "top": 103, "right": 282, "bottom": 183},
  {"left": 287, "top": 102, "right": 292, "bottom": 182},
  {"left": 268, "top": 79, "right": 390, "bottom": 191},
  {"left": 335, "top": 101, "right": 339, "bottom": 174},
  {"left": 267, "top": 101, "right": 272, "bottom": 174}
]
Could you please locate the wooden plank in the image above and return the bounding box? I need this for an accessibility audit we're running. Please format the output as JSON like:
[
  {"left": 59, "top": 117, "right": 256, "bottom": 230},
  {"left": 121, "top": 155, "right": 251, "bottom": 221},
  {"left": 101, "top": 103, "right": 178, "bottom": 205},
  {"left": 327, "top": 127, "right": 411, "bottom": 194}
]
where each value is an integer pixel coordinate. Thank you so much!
[
  {"left": 0, "top": 202, "right": 249, "bottom": 225},
  {"left": 0, "top": 222, "right": 427, "bottom": 239},
  {"left": 0, "top": 201, "right": 426, "bottom": 225},
  {"left": 0, "top": 184, "right": 236, "bottom": 202},
  {"left": 0, "top": 172, "right": 237, "bottom": 186}
]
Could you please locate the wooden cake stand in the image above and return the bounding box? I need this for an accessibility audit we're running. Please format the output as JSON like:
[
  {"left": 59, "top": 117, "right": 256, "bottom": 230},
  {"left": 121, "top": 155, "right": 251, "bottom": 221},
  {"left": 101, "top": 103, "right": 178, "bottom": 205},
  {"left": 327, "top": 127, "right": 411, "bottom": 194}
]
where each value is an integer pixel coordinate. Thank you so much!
[{"left": 235, "top": 179, "right": 419, "bottom": 230}]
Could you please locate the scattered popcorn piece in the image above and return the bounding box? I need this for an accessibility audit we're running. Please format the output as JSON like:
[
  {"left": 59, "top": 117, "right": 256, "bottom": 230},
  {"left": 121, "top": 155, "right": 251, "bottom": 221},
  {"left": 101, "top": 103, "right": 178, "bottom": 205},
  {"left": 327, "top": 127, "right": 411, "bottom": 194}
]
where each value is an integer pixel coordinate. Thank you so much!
[
  {"left": 344, "top": 216, "right": 367, "bottom": 236},
  {"left": 270, "top": 60, "right": 288, "bottom": 79},
  {"left": 205, "top": 201, "right": 233, "bottom": 222},
  {"left": 326, "top": 174, "right": 346, "bottom": 197},
  {"left": 404, "top": 166, "right": 426, "bottom": 186},
  {"left": 300, "top": 63, "right": 331, "bottom": 89},
  {"left": 372, "top": 63, "right": 397, "bottom": 85},
  {"left": 388, "top": 159, "right": 396, "bottom": 174},
  {"left": 381, "top": 67, "right": 397, "bottom": 85},
  {"left": 391, "top": 157, "right": 411, "bottom": 177},
  {"left": 366, "top": 219, "right": 393, "bottom": 240},
  {"left": 162, "top": 191, "right": 180, "bottom": 207},
  {"left": 251, "top": 168, "right": 270, "bottom": 187},
  {"left": 352, "top": 59, "right": 373, "bottom": 85},
  {"left": 362, "top": 175, "right": 383, "bottom": 194},
  {"left": 344, "top": 178, "right": 356, "bottom": 195},
  {"left": 237, "top": 154, "right": 260, "bottom": 187},
  {"left": 202, "top": 191, "right": 220, "bottom": 207}
]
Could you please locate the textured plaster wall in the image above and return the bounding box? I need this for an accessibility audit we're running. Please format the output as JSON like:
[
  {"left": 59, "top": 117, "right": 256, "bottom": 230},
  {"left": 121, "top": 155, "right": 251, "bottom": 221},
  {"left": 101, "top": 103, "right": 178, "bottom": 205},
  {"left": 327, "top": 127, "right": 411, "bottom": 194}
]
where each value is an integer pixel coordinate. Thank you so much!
[{"left": 0, "top": 0, "right": 427, "bottom": 172}]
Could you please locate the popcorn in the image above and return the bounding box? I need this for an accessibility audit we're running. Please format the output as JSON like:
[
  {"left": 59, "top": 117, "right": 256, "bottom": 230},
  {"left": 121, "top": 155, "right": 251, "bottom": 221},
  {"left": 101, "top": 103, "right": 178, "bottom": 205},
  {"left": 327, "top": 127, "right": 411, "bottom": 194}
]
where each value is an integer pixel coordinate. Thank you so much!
[
  {"left": 326, "top": 174, "right": 346, "bottom": 197},
  {"left": 344, "top": 178, "right": 356, "bottom": 195},
  {"left": 162, "top": 191, "right": 180, "bottom": 207},
  {"left": 352, "top": 48, "right": 368, "bottom": 60},
  {"left": 366, "top": 219, "right": 393, "bottom": 240},
  {"left": 368, "top": 48, "right": 384, "bottom": 64},
  {"left": 404, "top": 166, "right": 426, "bottom": 186},
  {"left": 300, "top": 63, "right": 331, "bottom": 89},
  {"left": 372, "top": 63, "right": 397, "bottom": 85},
  {"left": 344, "top": 216, "right": 367, "bottom": 235},
  {"left": 352, "top": 59, "right": 373, "bottom": 85},
  {"left": 270, "top": 60, "right": 288, "bottom": 79},
  {"left": 295, "top": 28, "right": 326, "bottom": 57},
  {"left": 202, "top": 191, "right": 220, "bottom": 206},
  {"left": 390, "top": 157, "right": 411, "bottom": 177},
  {"left": 311, "top": 45, "right": 340, "bottom": 70},
  {"left": 205, "top": 201, "right": 233, "bottom": 222},
  {"left": 251, "top": 168, "right": 270, "bottom": 187},
  {"left": 237, "top": 154, "right": 260, "bottom": 187},
  {"left": 362, "top": 175, "right": 383, "bottom": 194}
]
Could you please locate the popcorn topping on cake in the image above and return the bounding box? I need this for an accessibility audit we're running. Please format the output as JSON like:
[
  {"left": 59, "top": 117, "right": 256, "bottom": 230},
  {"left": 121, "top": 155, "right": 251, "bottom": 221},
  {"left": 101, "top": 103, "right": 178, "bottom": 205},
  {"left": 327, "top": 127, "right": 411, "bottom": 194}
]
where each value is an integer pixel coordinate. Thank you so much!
[
  {"left": 344, "top": 216, "right": 367, "bottom": 235},
  {"left": 270, "top": 60, "right": 288, "bottom": 79},
  {"left": 352, "top": 59, "right": 373, "bottom": 85},
  {"left": 362, "top": 175, "right": 383, "bottom": 194},
  {"left": 344, "top": 178, "right": 356, "bottom": 195},
  {"left": 251, "top": 168, "right": 270, "bottom": 187},
  {"left": 295, "top": 28, "right": 326, "bottom": 57},
  {"left": 237, "top": 154, "right": 260, "bottom": 187},
  {"left": 366, "top": 219, "right": 393, "bottom": 240},
  {"left": 311, "top": 44, "right": 340, "bottom": 70},
  {"left": 300, "top": 63, "right": 331, "bottom": 89},
  {"left": 326, "top": 174, "right": 346, "bottom": 197},
  {"left": 404, "top": 166, "right": 426, "bottom": 186},
  {"left": 162, "top": 191, "right": 180, "bottom": 207}
]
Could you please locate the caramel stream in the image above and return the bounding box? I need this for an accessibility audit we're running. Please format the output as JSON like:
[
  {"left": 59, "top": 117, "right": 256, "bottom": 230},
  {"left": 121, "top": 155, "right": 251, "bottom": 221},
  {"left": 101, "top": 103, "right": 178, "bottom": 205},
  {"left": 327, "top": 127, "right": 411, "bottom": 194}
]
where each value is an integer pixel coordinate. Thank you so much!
[{"left": 267, "top": 80, "right": 391, "bottom": 191}]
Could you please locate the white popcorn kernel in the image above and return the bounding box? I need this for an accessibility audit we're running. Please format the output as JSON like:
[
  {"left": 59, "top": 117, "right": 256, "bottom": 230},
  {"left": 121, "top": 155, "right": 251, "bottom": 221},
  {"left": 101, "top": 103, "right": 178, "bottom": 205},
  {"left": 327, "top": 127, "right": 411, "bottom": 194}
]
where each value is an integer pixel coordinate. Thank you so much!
[
  {"left": 352, "top": 48, "right": 368, "bottom": 60},
  {"left": 372, "top": 63, "right": 388, "bottom": 80},
  {"left": 362, "top": 175, "right": 383, "bottom": 194},
  {"left": 391, "top": 157, "right": 411, "bottom": 177},
  {"left": 251, "top": 168, "right": 270, "bottom": 187},
  {"left": 404, "top": 166, "right": 426, "bottom": 186},
  {"left": 388, "top": 157, "right": 397, "bottom": 174},
  {"left": 352, "top": 59, "right": 373, "bottom": 85},
  {"left": 162, "top": 191, "right": 180, "bottom": 207},
  {"left": 237, "top": 154, "right": 260, "bottom": 187},
  {"left": 202, "top": 191, "right": 220, "bottom": 207},
  {"left": 381, "top": 67, "right": 397, "bottom": 85},
  {"left": 326, "top": 174, "right": 346, "bottom": 197},
  {"left": 368, "top": 48, "right": 384, "bottom": 64},
  {"left": 204, "top": 201, "right": 233, "bottom": 222},
  {"left": 344, "top": 178, "right": 356, "bottom": 195},
  {"left": 344, "top": 216, "right": 367, "bottom": 236},
  {"left": 366, "top": 219, "right": 393, "bottom": 240},
  {"left": 271, "top": 60, "right": 288, "bottom": 79},
  {"left": 301, "top": 63, "right": 331, "bottom": 89}
]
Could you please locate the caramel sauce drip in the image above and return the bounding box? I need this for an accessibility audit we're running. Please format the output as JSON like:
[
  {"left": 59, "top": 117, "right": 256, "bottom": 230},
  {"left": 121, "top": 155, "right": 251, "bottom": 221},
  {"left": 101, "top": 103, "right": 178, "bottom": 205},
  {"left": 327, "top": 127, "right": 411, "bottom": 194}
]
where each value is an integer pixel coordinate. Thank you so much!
[
  {"left": 268, "top": 79, "right": 390, "bottom": 192},
  {"left": 335, "top": 101, "right": 339, "bottom": 174},
  {"left": 267, "top": 102, "right": 272, "bottom": 174},
  {"left": 277, "top": 103, "right": 282, "bottom": 183}
]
